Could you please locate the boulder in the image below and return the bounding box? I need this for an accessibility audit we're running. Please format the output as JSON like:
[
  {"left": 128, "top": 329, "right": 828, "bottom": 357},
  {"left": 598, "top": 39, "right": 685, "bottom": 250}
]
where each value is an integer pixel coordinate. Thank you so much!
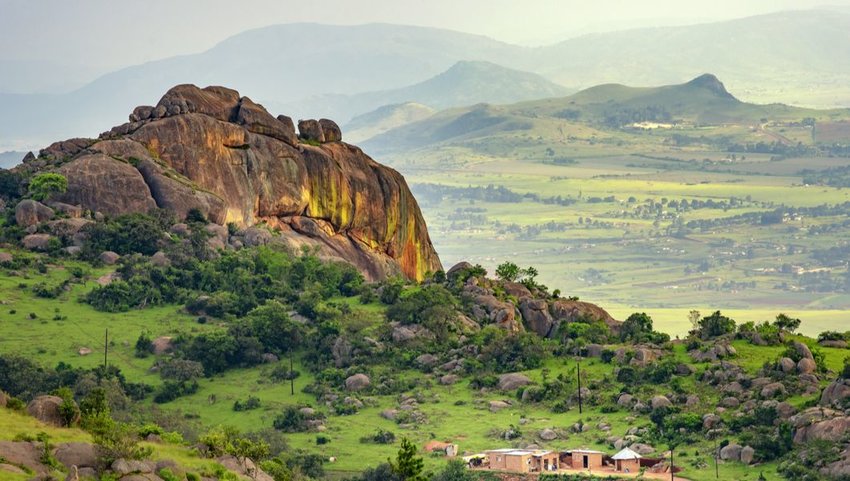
[
  {"left": 761, "top": 382, "right": 787, "bottom": 398},
  {"left": 344, "top": 373, "right": 371, "bottom": 391},
  {"left": 242, "top": 227, "right": 273, "bottom": 247},
  {"left": 0, "top": 252, "right": 12, "bottom": 264},
  {"left": 170, "top": 223, "right": 191, "bottom": 236},
  {"left": 686, "top": 395, "right": 700, "bottom": 407},
  {"left": 57, "top": 153, "right": 158, "bottom": 216},
  {"left": 585, "top": 344, "right": 604, "bottom": 358},
  {"left": 519, "top": 298, "right": 555, "bottom": 337},
  {"left": 821, "top": 379, "right": 850, "bottom": 408},
  {"left": 0, "top": 441, "right": 46, "bottom": 474},
  {"left": 650, "top": 395, "right": 672, "bottom": 410},
  {"left": 793, "top": 341, "right": 814, "bottom": 360},
  {"left": 740, "top": 446, "right": 755, "bottom": 465},
  {"left": 111, "top": 459, "right": 156, "bottom": 475},
  {"left": 150, "top": 251, "right": 171, "bottom": 267},
  {"left": 778, "top": 357, "right": 796, "bottom": 373},
  {"left": 22, "top": 234, "right": 55, "bottom": 251},
  {"left": 26, "top": 395, "right": 67, "bottom": 426},
  {"left": 489, "top": 400, "right": 510, "bottom": 412},
  {"left": 235, "top": 97, "right": 298, "bottom": 146},
  {"left": 298, "top": 119, "right": 325, "bottom": 143},
  {"left": 78, "top": 347, "right": 92, "bottom": 356},
  {"left": 47, "top": 218, "right": 92, "bottom": 239},
  {"left": 48, "top": 202, "right": 83, "bottom": 218},
  {"left": 820, "top": 339, "right": 849, "bottom": 348},
  {"left": 380, "top": 409, "right": 398, "bottom": 420},
  {"left": 502, "top": 282, "right": 531, "bottom": 299},
  {"left": 793, "top": 414, "right": 850, "bottom": 443},
  {"left": 719, "top": 444, "right": 742, "bottom": 461},
  {"left": 720, "top": 397, "right": 740, "bottom": 409},
  {"left": 797, "top": 358, "right": 817, "bottom": 374},
  {"left": 15, "top": 200, "right": 54, "bottom": 227},
  {"left": 498, "top": 373, "right": 531, "bottom": 391},
  {"left": 631, "top": 443, "right": 655, "bottom": 455},
  {"left": 440, "top": 374, "right": 460, "bottom": 385},
  {"left": 318, "top": 119, "right": 342, "bottom": 142},
  {"left": 99, "top": 251, "right": 120, "bottom": 265},
  {"left": 54, "top": 442, "right": 97, "bottom": 469},
  {"left": 446, "top": 262, "right": 473, "bottom": 280},
  {"left": 539, "top": 428, "right": 558, "bottom": 441}
]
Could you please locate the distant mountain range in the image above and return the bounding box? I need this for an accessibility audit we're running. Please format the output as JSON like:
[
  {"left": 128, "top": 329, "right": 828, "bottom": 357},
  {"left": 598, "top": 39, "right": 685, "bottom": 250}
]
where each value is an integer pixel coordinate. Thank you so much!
[
  {"left": 361, "top": 74, "right": 846, "bottom": 155},
  {"left": 275, "top": 60, "right": 571, "bottom": 127},
  {"left": 2, "top": 10, "right": 850, "bottom": 151}
]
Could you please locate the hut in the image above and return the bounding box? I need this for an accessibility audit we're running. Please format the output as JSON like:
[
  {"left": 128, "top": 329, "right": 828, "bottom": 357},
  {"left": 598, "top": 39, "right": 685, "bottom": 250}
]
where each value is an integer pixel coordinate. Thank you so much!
[
  {"left": 567, "top": 449, "right": 605, "bottom": 470},
  {"left": 612, "top": 447, "right": 642, "bottom": 473},
  {"left": 486, "top": 449, "right": 560, "bottom": 473}
]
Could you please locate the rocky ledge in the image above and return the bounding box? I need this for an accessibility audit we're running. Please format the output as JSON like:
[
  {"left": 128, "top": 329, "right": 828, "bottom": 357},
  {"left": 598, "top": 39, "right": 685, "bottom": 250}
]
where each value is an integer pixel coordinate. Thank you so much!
[{"left": 17, "top": 85, "right": 442, "bottom": 281}]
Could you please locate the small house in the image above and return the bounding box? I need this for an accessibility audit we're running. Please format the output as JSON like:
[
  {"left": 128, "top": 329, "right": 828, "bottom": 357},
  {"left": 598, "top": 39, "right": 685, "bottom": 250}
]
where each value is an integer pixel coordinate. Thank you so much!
[
  {"left": 486, "top": 449, "right": 559, "bottom": 473},
  {"left": 566, "top": 449, "right": 605, "bottom": 470},
  {"left": 612, "top": 447, "right": 642, "bottom": 473}
]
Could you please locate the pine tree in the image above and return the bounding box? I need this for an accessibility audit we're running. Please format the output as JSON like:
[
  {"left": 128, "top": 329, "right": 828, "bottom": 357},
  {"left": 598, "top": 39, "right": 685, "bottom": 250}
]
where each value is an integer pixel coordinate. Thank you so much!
[{"left": 390, "top": 437, "right": 426, "bottom": 481}]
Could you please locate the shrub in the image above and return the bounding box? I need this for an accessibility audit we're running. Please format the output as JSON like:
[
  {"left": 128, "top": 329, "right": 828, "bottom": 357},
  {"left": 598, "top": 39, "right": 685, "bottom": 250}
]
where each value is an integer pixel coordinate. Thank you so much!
[
  {"left": 360, "top": 429, "right": 396, "bottom": 444},
  {"left": 28, "top": 173, "right": 67, "bottom": 202},
  {"left": 233, "top": 396, "right": 261, "bottom": 412}
]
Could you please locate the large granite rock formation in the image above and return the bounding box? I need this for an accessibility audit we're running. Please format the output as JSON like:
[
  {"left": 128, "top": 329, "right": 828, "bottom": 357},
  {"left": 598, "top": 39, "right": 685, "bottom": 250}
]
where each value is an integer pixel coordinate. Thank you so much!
[{"left": 21, "top": 84, "right": 442, "bottom": 281}]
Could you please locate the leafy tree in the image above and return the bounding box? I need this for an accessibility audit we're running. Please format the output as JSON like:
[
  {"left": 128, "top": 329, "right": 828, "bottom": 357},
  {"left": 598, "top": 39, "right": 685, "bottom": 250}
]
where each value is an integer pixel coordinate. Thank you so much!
[
  {"left": 390, "top": 438, "right": 426, "bottom": 481},
  {"left": 431, "top": 460, "right": 471, "bottom": 481},
  {"left": 273, "top": 406, "right": 308, "bottom": 433},
  {"left": 28, "top": 173, "right": 67, "bottom": 201},
  {"left": 495, "top": 262, "right": 520, "bottom": 282},
  {"left": 93, "top": 422, "right": 153, "bottom": 467},
  {"left": 159, "top": 359, "right": 204, "bottom": 382},
  {"left": 774, "top": 313, "right": 801, "bottom": 333},
  {"left": 696, "top": 311, "right": 736, "bottom": 339},
  {"left": 55, "top": 387, "right": 80, "bottom": 427},
  {"left": 621, "top": 312, "right": 653, "bottom": 342},
  {"left": 246, "top": 301, "right": 303, "bottom": 355}
]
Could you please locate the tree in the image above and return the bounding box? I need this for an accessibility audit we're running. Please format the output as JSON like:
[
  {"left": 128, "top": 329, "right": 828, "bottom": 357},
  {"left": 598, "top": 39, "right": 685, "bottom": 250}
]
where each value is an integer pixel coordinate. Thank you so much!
[
  {"left": 431, "top": 460, "right": 471, "bottom": 481},
  {"left": 390, "top": 438, "right": 426, "bottom": 481},
  {"left": 247, "top": 301, "right": 303, "bottom": 355},
  {"left": 696, "top": 311, "right": 736, "bottom": 339},
  {"left": 495, "top": 262, "right": 520, "bottom": 282},
  {"left": 688, "top": 310, "right": 701, "bottom": 331},
  {"left": 134, "top": 331, "right": 154, "bottom": 358},
  {"left": 28, "top": 173, "right": 67, "bottom": 201},
  {"left": 774, "top": 313, "right": 801, "bottom": 333},
  {"left": 55, "top": 387, "right": 80, "bottom": 427},
  {"left": 621, "top": 312, "right": 654, "bottom": 341}
]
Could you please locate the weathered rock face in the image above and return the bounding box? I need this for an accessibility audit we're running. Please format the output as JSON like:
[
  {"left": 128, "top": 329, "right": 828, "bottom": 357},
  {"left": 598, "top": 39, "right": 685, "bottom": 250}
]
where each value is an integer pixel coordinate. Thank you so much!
[{"left": 23, "top": 84, "right": 441, "bottom": 281}]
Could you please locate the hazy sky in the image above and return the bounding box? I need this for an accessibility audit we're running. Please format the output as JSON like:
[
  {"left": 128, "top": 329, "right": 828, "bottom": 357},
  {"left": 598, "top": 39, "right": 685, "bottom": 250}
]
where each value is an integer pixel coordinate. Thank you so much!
[{"left": 3, "top": 0, "right": 849, "bottom": 71}]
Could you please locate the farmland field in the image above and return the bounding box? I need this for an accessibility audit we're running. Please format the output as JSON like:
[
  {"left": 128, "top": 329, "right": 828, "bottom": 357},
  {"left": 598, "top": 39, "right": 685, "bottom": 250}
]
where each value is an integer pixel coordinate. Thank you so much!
[{"left": 374, "top": 114, "right": 850, "bottom": 336}]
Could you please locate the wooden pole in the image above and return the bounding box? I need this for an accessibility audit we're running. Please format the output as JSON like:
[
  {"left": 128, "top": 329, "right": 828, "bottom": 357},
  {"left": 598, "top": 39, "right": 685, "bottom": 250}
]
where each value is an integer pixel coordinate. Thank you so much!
[
  {"left": 576, "top": 357, "right": 583, "bottom": 414},
  {"left": 289, "top": 349, "right": 295, "bottom": 396},
  {"left": 103, "top": 329, "right": 108, "bottom": 369}
]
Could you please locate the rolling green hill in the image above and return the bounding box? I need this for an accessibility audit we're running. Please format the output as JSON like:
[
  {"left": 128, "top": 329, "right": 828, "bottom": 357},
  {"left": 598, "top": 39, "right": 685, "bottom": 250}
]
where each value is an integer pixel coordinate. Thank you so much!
[{"left": 363, "top": 74, "right": 850, "bottom": 155}]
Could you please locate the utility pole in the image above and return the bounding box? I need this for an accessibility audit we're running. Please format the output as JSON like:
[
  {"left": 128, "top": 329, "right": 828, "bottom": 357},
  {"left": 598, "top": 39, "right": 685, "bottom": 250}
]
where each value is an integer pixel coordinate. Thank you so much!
[
  {"left": 670, "top": 445, "right": 675, "bottom": 481},
  {"left": 289, "top": 349, "right": 295, "bottom": 396},
  {"left": 576, "top": 357, "right": 583, "bottom": 414},
  {"left": 713, "top": 434, "right": 719, "bottom": 479},
  {"left": 103, "top": 329, "right": 108, "bottom": 369}
]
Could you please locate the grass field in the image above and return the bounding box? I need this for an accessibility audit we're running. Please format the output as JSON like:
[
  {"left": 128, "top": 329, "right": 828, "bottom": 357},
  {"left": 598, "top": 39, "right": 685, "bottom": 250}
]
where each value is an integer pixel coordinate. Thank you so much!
[{"left": 4, "top": 251, "right": 842, "bottom": 481}]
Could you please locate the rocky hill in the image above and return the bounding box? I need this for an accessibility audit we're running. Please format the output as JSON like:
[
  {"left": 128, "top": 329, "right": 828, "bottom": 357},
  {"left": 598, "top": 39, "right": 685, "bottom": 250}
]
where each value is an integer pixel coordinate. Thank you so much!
[{"left": 14, "top": 84, "right": 442, "bottom": 281}]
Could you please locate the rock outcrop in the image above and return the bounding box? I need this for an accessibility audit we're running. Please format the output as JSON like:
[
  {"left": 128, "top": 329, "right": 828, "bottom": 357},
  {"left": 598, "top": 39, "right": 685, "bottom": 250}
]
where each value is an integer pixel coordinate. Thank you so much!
[{"left": 20, "top": 84, "right": 441, "bottom": 281}]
